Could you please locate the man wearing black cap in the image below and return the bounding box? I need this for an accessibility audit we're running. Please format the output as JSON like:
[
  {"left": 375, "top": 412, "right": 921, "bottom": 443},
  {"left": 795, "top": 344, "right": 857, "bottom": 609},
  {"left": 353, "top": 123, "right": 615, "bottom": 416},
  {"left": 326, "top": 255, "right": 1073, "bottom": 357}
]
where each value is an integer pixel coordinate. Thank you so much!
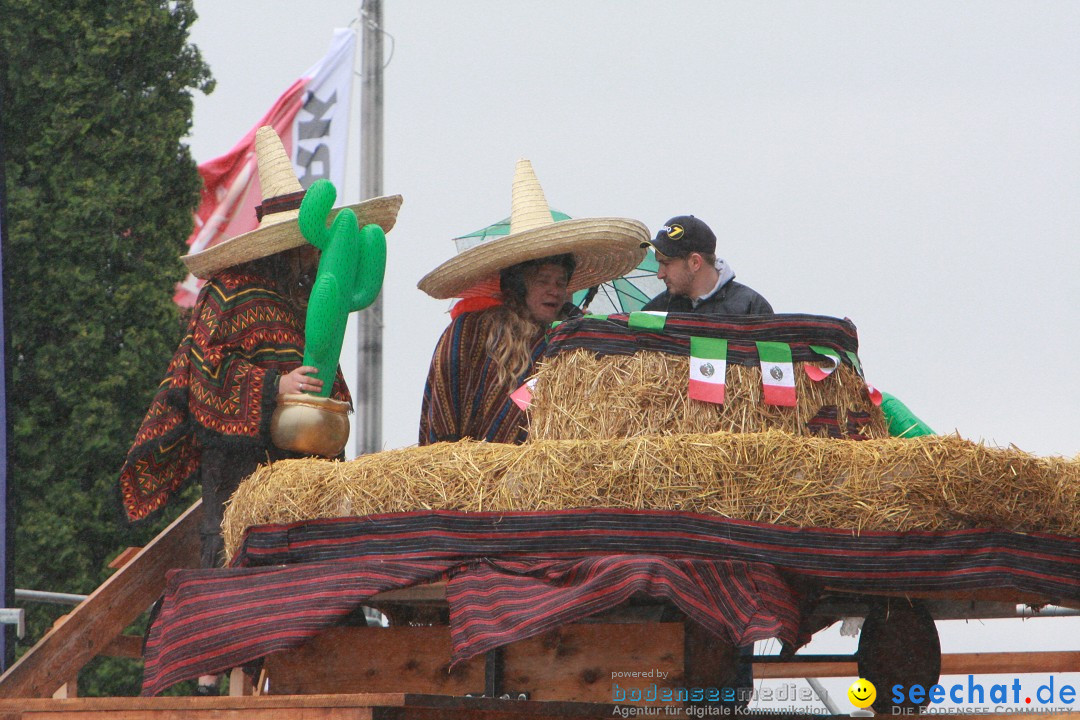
[{"left": 642, "top": 215, "right": 773, "bottom": 315}]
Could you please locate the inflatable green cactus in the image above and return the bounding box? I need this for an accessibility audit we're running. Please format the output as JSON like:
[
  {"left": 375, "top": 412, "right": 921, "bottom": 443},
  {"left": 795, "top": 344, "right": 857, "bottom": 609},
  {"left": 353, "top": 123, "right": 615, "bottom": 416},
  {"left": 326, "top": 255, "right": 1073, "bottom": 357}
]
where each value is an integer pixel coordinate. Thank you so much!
[{"left": 297, "top": 178, "right": 387, "bottom": 397}]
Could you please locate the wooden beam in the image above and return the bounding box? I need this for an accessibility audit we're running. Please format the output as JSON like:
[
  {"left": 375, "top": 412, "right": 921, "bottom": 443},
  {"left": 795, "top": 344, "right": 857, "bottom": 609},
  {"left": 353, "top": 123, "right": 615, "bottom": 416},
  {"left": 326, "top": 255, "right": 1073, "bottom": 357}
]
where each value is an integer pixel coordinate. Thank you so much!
[
  {"left": 941, "top": 651, "right": 1080, "bottom": 675},
  {"left": 0, "top": 501, "right": 203, "bottom": 699},
  {"left": 754, "top": 659, "right": 858, "bottom": 679},
  {"left": 264, "top": 623, "right": 683, "bottom": 703},
  {"left": 0, "top": 693, "right": 406, "bottom": 713},
  {"left": 1, "top": 691, "right": 1076, "bottom": 720},
  {"left": 98, "top": 634, "right": 144, "bottom": 660},
  {"left": 107, "top": 546, "right": 143, "bottom": 570}
]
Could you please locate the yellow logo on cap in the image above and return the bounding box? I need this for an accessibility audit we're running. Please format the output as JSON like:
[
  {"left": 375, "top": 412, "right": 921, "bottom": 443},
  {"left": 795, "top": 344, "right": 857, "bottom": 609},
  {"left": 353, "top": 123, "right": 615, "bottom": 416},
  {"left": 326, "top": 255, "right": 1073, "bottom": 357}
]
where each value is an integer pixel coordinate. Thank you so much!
[{"left": 666, "top": 224, "right": 685, "bottom": 241}]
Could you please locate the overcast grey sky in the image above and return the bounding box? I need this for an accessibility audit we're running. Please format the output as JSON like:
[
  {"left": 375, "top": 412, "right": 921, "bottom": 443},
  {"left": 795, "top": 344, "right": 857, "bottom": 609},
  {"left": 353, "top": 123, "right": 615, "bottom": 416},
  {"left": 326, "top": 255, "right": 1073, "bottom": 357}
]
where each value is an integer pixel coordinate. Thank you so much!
[
  {"left": 186, "top": 1, "right": 1078, "bottom": 708},
  {"left": 188, "top": 1, "right": 1078, "bottom": 459}
]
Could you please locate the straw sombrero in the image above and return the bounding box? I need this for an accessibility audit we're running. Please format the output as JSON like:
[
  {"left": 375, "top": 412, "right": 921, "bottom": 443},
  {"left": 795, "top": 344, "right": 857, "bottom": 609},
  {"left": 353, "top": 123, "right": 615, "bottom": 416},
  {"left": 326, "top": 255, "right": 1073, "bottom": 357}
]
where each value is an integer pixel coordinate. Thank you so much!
[
  {"left": 417, "top": 159, "right": 648, "bottom": 299},
  {"left": 182, "top": 126, "right": 403, "bottom": 279}
]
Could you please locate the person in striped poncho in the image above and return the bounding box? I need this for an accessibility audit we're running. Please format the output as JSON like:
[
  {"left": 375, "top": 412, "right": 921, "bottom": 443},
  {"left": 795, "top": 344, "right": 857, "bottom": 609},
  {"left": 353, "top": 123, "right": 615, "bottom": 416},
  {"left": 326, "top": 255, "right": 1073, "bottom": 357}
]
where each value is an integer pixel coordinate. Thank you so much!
[
  {"left": 419, "top": 255, "right": 576, "bottom": 445},
  {"left": 416, "top": 158, "right": 650, "bottom": 447}
]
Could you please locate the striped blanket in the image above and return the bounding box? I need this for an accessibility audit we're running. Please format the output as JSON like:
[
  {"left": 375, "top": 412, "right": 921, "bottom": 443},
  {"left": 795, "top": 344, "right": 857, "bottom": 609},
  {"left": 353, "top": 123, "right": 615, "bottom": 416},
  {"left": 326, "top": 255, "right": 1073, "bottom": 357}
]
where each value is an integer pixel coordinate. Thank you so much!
[
  {"left": 546, "top": 313, "right": 862, "bottom": 367},
  {"left": 141, "top": 510, "right": 1080, "bottom": 696}
]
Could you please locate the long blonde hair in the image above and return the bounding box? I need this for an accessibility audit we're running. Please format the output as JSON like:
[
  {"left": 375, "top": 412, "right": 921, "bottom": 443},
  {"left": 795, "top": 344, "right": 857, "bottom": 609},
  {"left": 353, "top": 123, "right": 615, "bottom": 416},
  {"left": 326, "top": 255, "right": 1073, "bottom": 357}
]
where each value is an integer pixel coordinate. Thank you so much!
[{"left": 485, "top": 303, "right": 545, "bottom": 390}]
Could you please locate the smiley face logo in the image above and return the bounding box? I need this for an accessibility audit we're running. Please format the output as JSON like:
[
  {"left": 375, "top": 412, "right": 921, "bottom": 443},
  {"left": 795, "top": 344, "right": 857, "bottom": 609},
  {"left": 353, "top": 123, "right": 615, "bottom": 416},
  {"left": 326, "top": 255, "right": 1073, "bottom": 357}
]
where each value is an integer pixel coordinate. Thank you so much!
[{"left": 847, "top": 678, "right": 877, "bottom": 709}]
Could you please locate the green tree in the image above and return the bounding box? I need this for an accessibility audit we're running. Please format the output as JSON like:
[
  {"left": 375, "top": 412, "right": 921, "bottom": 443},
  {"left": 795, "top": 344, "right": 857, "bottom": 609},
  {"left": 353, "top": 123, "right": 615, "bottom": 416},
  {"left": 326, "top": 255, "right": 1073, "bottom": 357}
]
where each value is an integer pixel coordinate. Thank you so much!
[{"left": 1, "top": 0, "right": 212, "bottom": 695}]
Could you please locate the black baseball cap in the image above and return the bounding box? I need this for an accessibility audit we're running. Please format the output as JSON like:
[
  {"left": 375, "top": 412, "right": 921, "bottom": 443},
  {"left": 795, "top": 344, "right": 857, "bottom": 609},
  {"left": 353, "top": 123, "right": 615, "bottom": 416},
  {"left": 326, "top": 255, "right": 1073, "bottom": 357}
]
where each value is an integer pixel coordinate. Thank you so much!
[{"left": 642, "top": 215, "right": 716, "bottom": 258}]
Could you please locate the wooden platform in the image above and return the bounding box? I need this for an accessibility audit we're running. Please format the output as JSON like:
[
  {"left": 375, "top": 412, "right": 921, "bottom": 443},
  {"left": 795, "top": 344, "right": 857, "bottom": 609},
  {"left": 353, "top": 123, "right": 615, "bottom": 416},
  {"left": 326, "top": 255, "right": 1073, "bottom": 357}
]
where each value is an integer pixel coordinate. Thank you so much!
[
  {"left": 2, "top": 500, "right": 1076, "bottom": 718},
  {"left": 3, "top": 693, "right": 619, "bottom": 720},
  {"left": 2, "top": 693, "right": 1077, "bottom": 720}
]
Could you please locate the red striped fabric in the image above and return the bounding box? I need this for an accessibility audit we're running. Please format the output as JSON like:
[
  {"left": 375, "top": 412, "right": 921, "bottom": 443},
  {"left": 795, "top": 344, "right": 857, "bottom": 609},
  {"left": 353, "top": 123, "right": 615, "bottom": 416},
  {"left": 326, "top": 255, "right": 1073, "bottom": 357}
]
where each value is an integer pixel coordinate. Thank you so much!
[
  {"left": 141, "top": 509, "right": 1080, "bottom": 696},
  {"left": 546, "top": 312, "right": 862, "bottom": 370}
]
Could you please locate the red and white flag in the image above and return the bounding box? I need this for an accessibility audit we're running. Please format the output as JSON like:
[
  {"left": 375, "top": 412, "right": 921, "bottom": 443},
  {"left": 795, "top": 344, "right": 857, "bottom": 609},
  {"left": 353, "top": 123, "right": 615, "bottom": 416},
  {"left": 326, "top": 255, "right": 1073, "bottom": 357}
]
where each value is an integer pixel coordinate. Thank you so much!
[
  {"left": 756, "top": 341, "right": 797, "bottom": 407},
  {"left": 175, "top": 29, "right": 357, "bottom": 306},
  {"left": 804, "top": 345, "right": 841, "bottom": 382},
  {"left": 865, "top": 383, "right": 883, "bottom": 406},
  {"left": 510, "top": 378, "right": 538, "bottom": 411}
]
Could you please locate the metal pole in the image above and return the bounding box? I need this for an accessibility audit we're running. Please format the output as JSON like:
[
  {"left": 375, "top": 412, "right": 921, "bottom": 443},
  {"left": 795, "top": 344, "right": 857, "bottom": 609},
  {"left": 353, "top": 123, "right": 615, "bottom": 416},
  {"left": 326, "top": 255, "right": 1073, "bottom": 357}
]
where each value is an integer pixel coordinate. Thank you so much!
[
  {"left": 806, "top": 678, "right": 841, "bottom": 715},
  {"left": 356, "top": 0, "right": 384, "bottom": 454}
]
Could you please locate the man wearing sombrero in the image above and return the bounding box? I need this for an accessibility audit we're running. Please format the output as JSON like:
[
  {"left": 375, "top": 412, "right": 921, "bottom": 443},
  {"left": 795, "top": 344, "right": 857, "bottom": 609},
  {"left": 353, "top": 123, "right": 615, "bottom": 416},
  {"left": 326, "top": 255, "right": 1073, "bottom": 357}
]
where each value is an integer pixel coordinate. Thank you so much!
[
  {"left": 417, "top": 159, "right": 648, "bottom": 445},
  {"left": 118, "top": 127, "right": 401, "bottom": 574}
]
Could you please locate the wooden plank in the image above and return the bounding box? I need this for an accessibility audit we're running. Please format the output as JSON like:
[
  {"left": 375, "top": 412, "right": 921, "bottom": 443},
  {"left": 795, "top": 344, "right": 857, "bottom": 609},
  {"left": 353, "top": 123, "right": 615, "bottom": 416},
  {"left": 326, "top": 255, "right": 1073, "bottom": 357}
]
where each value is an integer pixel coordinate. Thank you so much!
[
  {"left": 264, "top": 626, "right": 483, "bottom": 696},
  {"left": 21, "top": 709, "right": 373, "bottom": 720},
  {"left": 755, "top": 659, "right": 857, "bottom": 679},
  {"left": 394, "top": 693, "right": 630, "bottom": 719},
  {"left": 941, "top": 651, "right": 1080, "bottom": 675},
  {"left": 502, "top": 623, "right": 682, "bottom": 702},
  {"left": 374, "top": 704, "right": 617, "bottom": 719},
  {"left": 264, "top": 623, "right": 683, "bottom": 703},
  {"left": 99, "top": 634, "right": 143, "bottom": 660},
  {"left": 0, "top": 501, "right": 203, "bottom": 699},
  {"left": 682, "top": 619, "right": 738, "bottom": 692},
  {"left": 0, "top": 693, "right": 408, "bottom": 713},
  {"left": 107, "top": 547, "right": 143, "bottom": 570}
]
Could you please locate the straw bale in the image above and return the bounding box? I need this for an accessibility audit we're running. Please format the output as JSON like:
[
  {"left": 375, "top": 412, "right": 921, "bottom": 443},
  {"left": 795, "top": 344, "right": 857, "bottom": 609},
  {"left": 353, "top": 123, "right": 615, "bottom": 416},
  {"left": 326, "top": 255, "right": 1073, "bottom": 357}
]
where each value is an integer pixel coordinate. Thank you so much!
[
  {"left": 223, "top": 432, "right": 1080, "bottom": 562},
  {"left": 528, "top": 349, "right": 888, "bottom": 440}
]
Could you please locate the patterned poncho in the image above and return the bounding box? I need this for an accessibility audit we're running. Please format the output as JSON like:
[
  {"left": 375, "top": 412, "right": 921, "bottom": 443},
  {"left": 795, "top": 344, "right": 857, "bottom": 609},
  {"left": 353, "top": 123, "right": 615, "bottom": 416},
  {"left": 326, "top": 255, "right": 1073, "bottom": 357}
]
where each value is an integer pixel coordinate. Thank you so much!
[
  {"left": 119, "top": 270, "right": 350, "bottom": 521},
  {"left": 419, "top": 309, "right": 545, "bottom": 445}
]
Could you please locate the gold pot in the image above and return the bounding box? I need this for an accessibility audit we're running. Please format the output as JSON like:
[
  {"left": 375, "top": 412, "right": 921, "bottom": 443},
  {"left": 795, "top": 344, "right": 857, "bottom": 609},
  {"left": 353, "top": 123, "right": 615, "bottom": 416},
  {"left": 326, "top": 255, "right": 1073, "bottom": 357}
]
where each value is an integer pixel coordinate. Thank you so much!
[{"left": 270, "top": 393, "right": 352, "bottom": 457}]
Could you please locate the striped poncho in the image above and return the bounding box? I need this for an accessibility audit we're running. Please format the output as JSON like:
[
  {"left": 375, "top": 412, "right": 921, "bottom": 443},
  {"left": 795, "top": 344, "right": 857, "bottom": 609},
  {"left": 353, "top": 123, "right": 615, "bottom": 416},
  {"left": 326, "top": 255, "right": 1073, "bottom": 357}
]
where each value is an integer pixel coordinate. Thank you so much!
[
  {"left": 118, "top": 269, "right": 350, "bottom": 522},
  {"left": 419, "top": 309, "right": 545, "bottom": 445}
]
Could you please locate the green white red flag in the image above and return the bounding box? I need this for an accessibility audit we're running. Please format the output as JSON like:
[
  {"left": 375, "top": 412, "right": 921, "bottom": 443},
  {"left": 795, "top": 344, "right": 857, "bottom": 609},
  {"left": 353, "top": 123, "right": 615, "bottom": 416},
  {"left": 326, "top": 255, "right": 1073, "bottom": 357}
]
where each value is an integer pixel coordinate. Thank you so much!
[
  {"left": 689, "top": 337, "right": 727, "bottom": 404},
  {"left": 804, "top": 345, "right": 841, "bottom": 382},
  {"left": 756, "top": 341, "right": 797, "bottom": 406},
  {"left": 627, "top": 311, "right": 667, "bottom": 331},
  {"left": 865, "top": 383, "right": 883, "bottom": 406},
  {"left": 845, "top": 351, "right": 864, "bottom": 377}
]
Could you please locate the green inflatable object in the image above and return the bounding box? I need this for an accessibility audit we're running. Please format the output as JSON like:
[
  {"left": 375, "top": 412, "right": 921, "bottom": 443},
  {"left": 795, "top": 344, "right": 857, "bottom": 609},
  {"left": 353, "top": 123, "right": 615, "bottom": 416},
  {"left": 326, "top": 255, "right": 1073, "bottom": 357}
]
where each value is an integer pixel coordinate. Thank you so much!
[
  {"left": 880, "top": 391, "right": 935, "bottom": 438},
  {"left": 297, "top": 178, "right": 387, "bottom": 397}
]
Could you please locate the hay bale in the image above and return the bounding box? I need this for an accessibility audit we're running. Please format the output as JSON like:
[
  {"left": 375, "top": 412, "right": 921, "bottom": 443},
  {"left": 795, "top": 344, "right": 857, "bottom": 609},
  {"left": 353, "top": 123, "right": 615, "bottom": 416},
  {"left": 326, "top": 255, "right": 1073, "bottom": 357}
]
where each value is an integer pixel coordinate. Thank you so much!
[
  {"left": 223, "top": 432, "right": 1080, "bottom": 562},
  {"left": 528, "top": 349, "right": 888, "bottom": 441}
]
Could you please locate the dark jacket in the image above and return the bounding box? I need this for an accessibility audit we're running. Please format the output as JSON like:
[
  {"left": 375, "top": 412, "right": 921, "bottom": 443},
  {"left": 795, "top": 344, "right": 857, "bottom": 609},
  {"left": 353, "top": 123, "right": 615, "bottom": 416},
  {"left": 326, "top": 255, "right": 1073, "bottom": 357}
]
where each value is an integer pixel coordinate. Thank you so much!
[{"left": 642, "top": 280, "right": 773, "bottom": 315}]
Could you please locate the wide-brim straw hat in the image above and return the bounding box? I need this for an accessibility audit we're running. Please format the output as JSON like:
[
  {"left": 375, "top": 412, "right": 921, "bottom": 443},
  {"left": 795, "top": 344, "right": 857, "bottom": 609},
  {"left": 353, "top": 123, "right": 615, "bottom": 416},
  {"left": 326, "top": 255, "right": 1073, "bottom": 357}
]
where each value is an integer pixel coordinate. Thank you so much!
[
  {"left": 417, "top": 159, "right": 648, "bottom": 300},
  {"left": 182, "top": 126, "right": 403, "bottom": 279}
]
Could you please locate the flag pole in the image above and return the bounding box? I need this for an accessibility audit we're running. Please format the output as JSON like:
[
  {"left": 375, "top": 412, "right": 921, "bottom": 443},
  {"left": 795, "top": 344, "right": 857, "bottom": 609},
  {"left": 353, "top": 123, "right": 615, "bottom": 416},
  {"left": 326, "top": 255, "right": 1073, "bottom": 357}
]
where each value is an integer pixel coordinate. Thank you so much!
[{"left": 355, "top": 0, "right": 384, "bottom": 455}]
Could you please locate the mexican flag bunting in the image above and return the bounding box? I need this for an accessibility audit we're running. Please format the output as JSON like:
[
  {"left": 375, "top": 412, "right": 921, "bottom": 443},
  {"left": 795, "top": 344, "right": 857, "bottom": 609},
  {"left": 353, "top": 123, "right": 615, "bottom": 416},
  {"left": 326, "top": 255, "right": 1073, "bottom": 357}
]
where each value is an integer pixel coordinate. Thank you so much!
[
  {"left": 865, "top": 383, "right": 883, "bottom": 406},
  {"left": 628, "top": 311, "right": 667, "bottom": 331},
  {"left": 510, "top": 378, "right": 537, "bottom": 411},
  {"left": 688, "top": 337, "right": 727, "bottom": 404},
  {"left": 804, "top": 345, "right": 841, "bottom": 382},
  {"left": 756, "top": 341, "right": 797, "bottom": 407},
  {"left": 845, "top": 351, "right": 864, "bottom": 377}
]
